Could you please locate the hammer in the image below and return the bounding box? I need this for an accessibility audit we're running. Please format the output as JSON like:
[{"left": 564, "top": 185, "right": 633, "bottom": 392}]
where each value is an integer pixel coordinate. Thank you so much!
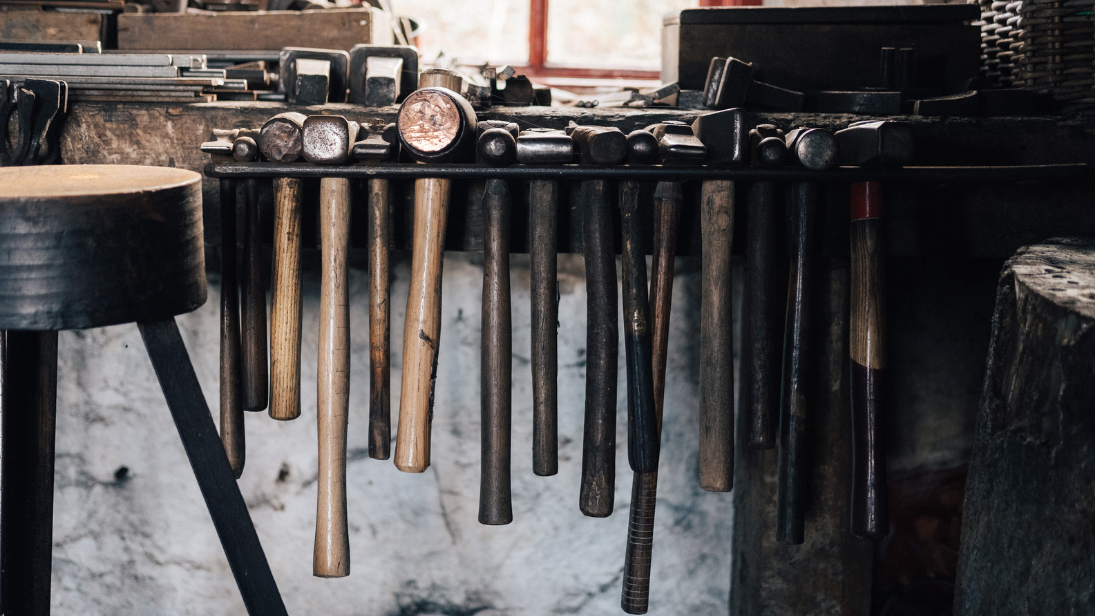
[
  {"left": 353, "top": 122, "right": 398, "bottom": 460},
  {"left": 260, "top": 112, "right": 307, "bottom": 421},
  {"left": 516, "top": 128, "right": 573, "bottom": 477},
  {"left": 477, "top": 126, "right": 518, "bottom": 525},
  {"left": 777, "top": 126, "right": 837, "bottom": 545},
  {"left": 394, "top": 84, "right": 477, "bottom": 473},
  {"left": 742, "top": 125, "right": 789, "bottom": 449},
  {"left": 302, "top": 114, "right": 359, "bottom": 577},
  {"left": 568, "top": 123, "right": 627, "bottom": 517},
  {"left": 834, "top": 120, "right": 913, "bottom": 540},
  {"left": 233, "top": 129, "right": 269, "bottom": 414}
]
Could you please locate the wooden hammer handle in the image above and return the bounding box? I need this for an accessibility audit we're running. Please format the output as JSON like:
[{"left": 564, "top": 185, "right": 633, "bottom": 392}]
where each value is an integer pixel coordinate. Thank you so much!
[
  {"left": 849, "top": 180, "right": 889, "bottom": 540},
  {"left": 394, "top": 177, "right": 451, "bottom": 473},
  {"left": 479, "top": 178, "right": 513, "bottom": 525},
  {"left": 368, "top": 178, "right": 391, "bottom": 460},
  {"left": 776, "top": 181, "right": 820, "bottom": 545},
  {"left": 620, "top": 181, "right": 680, "bottom": 615},
  {"left": 699, "top": 179, "right": 735, "bottom": 492},
  {"left": 218, "top": 178, "right": 244, "bottom": 477},
  {"left": 314, "top": 177, "right": 351, "bottom": 577},
  {"left": 269, "top": 177, "right": 304, "bottom": 421},
  {"left": 744, "top": 180, "right": 784, "bottom": 449},
  {"left": 579, "top": 179, "right": 618, "bottom": 517},
  {"left": 620, "top": 181, "right": 658, "bottom": 474},
  {"left": 529, "top": 178, "right": 558, "bottom": 477},
  {"left": 240, "top": 178, "right": 269, "bottom": 412}
]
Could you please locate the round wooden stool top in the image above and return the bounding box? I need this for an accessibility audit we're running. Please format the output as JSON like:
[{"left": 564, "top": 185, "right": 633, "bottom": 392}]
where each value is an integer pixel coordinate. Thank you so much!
[{"left": 0, "top": 165, "right": 207, "bottom": 330}]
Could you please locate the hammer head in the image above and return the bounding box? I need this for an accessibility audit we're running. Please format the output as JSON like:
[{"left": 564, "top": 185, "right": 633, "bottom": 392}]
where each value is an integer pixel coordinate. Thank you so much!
[
  {"left": 515, "top": 129, "right": 573, "bottom": 164},
  {"left": 259, "top": 112, "right": 307, "bottom": 163},
  {"left": 749, "top": 124, "right": 788, "bottom": 168},
  {"left": 476, "top": 127, "right": 517, "bottom": 167},
  {"left": 703, "top": 57, "right": 754, "bottom": 110},
  {"left": 353, "top": 121, "right": 398, "bottom": 162},
  {"left": 278, "top": 47, "right": 350, "bottom": 103},
  {"left": 397, "top": 86, "right": 477, "bottom": 163},
  {"left": 644, "top": 121, "right": 706, "bottom": 164},
  {"left": 691, "top": 108, "right": 747, "bottom": 166},
  {"left": 570, "top": 125, "right": 627, "bottom": 165},
  {"left": 348, "top": 44, "right": 420, "bottom": 105},
  {"left": 302, "top": 115, "right": 360, "bottom": 165},
  {"left": 201, "top": 128, "right": 240, "bottom": 159},
  {"left": 834, "top": 120, "right": 914, "bottom": 167},
  {"left": 625, "top": 129, "right": 658, "bottom": 164},
  {"left": 786, "top": 127, "right": 838, "bottom": 171}
]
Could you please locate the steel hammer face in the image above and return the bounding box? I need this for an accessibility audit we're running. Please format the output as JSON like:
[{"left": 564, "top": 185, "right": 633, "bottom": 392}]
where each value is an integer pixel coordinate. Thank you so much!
[
  {"left": 750, "top": 124, "right": 789, "bottom": 168},
  {"left": 786, "top": 127, "right": 838, "bottom": 171},
  {"left": 835, "top": 120, "right": 914, "bottom": 167},
  {"left": 302, "top": 115, "right": 359, "bottom": 165},
  {"left": 516, "top": 129, "right": 573, "bottom": 164},
  {"left": 279, "top": 47, "right": 350, "bottom": 103},
  {"left": 570, "top": 125, "right": 627, "bottom": 165},
  {"left": 692, "top": 107, "right": 747, "bottom": 166}
]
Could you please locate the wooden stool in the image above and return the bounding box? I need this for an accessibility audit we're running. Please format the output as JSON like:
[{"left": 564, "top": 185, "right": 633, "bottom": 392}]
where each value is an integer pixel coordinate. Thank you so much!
[
  {"left": 0, "top": 166, "right": 286, "bottom": 616},
  {"left": 955, "top": 239, "right": 1095, "bottom": 614}
]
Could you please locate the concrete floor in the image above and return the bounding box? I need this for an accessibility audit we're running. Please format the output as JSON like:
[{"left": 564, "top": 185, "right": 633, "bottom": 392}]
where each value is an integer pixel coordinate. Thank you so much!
[{"left": 50, "top": 252, "right": 736, "bottom": 615}]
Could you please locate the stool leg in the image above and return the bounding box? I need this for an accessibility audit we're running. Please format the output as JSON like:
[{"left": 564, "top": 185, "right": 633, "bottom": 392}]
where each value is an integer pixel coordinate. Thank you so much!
[
  {"left": 137, "top": 318, "right": 287, "bottom": 616},
  {"left": 1, "top": 330, "right": 58, "bottom": 616}
]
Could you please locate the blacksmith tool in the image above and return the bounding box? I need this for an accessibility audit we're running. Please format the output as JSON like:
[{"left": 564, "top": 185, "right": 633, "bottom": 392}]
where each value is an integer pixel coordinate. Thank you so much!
[
  {"left": 234, "top": 129, "right": 269, "bottom": 414},
  {"left": 834, "top": 120, "right": 913, "bottom": 540},
  {"left": 703, "top": 56, "right": 804, "bottom": 111},
  {"left": 569, "top": 123, "right": 627, "bottom": 517},
  {"left": 394, "top": 84, "right": 477, "bottom": 473},
  {"left": 302, "top": 115, "right": 359, "bottom": 577},
  {"left": 8, "top": 87, "right": 35, "bottom": 165},
  {"left": 279, "top": 47, "right": 350, "bottom": 104},
  {"left": 0, "top": 80, "right": 16, "bottom": 165},
  {"left": 348, "top": 44, "right": 419, "bottom": 107},
  {"left": 777, "top": 126, "right": 838, "bottom": 545},
  {"left": 516, "top": 128, "right": 574, "bottom": 476}
]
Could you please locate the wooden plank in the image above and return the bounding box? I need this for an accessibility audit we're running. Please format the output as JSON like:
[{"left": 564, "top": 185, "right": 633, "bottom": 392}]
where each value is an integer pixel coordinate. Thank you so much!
[
  {"left": 117, "top": 8, "right": 392, "bottom": 52},
  {"left": 0, "top": 9, "right": 104, "bottom": 43}
]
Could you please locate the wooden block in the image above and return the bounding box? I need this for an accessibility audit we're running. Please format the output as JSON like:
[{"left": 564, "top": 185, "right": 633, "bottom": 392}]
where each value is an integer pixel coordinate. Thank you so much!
[
  {"left": 0, "top": 9, "right": 105, "bottom": 44},
  {"left": 117, "top": 8, "right": 392, "bottom": 52}
]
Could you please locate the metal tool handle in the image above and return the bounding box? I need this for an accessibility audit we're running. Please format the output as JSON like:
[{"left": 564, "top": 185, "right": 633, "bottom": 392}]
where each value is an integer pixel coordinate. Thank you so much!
[
  {"left": 579, "top": 179, "right": 618, "bottom": 517},
  {"left": 314, "top": 177, "right": 351, "bottom": 577},
  {"left": 218, "top": 178, "right": 244, "bottom": 477},
  {"left": 699, "top": 179, "right": 735, "bottom": 492},
  {"left": 620, "top": 181, "right": 658, "bottom": 474},
  {"left": 368, "top": 178, "right": 391, "bottom": 460},
  {"left": 241, "top": 178, "right": 269, "bottom": 412},
  {"left": 744, "top": 180, "right": 785, "bottom": 449},
  {"left": 777, "top": 181, "right": 820, "bottom": 545},
  {"left": 850, "top": 180, "right": 889, "bottom": 540},
  {"left": 530, "top": 178, "right": 559, "bottom": 477},
  {"left": 479, "top": 178, "right": 513, "bottom": 525},
  {"left": 394, "top": 177, "right": 451, "bottom": 473}
]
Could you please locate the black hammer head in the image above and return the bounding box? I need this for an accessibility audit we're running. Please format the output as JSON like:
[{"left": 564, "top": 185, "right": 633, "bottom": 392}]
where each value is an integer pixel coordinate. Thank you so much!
[
  {"left": 570, "top": 125, "right": 627, "bottom": 165},
  {"left": 786, "top": 127, "right": 838, "bottom": 171},
  {"left": 691, "top": 107, "right": 747, "bottom": 167},
  {"left": 477, "top": 127, "right": 517, "bottom": 167},
  {"left": 515, "top": 129, "right": 573, "bottom": 164},
  {"left": 749, "top": 124, "right": 788, "bottom": 168},
  {"left": 644, "top": 121, "right": 706, "bottom": 164},
  {"left": 834, "top": 120, "right": 914, "bottom": 167},
  {"left": 626, "top": 129, "right": 658, "bottom": 165}
]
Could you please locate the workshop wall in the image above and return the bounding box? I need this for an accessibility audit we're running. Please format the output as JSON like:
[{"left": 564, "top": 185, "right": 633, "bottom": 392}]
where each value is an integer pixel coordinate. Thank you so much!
[{"left": 49, "top": 253, "right": 736, "bottom": 615}]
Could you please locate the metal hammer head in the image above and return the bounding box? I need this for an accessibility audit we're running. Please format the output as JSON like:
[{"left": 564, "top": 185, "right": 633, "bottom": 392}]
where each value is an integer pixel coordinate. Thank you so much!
[
  {"left": 569, "top": 125, "right": 627, "bottom": 165},
  {"left": 397, "top": 86, "right": 477, "bottom": 163},
  {"left": 691, "top": 107, "right": 747, "bottom": 166},
  {"left": 515, "top": 129, "right": 573, "bottom": 164},
  {"left": 259, "top": 112, "right": 307, "bottom": 163},
  {"left": 201, "top": 128, "right": 239, "bottom": 159},
  {"left": 352, "top": 121, "right": 398, "bottom": 162},
  {"left": 834, "top": 120, "right": 914, "bottom": 167},
  {"left": 477, "top": 127, "right": 517, "bottom": 167},
  {"left": 278, "top": 47, "right": 350, "bottom": 103},
  {"left": 348, "top": 44, "right": 420, "bottom": 105},
  {"left": 644, "top": 121, "right": 706, "bottom": 164},
  {"left": 749, "top": 124, "right": 788, "bottom": 168},
  {"left": 626, "top": 130, "right": 658, "bottom": 164},
  {"left": 786, "top": 127, "right": 838, "bottom": 171},
  {"left": 302, "top": 115, "right": 359, "bottom": 164}
]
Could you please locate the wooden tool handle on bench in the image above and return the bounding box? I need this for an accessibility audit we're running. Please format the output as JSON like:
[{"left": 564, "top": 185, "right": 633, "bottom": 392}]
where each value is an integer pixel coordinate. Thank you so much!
[{"left": 269, "top": 177, "right": 304, "bottom": 421}]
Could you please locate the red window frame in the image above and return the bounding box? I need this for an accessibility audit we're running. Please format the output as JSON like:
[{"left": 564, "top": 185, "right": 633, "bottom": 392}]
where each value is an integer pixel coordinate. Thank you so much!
[{"left": 513, "top": 0, "right": 761, "bottom": 81}]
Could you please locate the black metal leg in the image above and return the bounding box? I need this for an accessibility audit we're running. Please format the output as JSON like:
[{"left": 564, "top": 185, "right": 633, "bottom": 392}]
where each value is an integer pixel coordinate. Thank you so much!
[
  {"left": 137, "top": 318, "right": 287, "bottom": 616},
  {"left": 1, "top": 329, "right": 58, "bottom": 616}
]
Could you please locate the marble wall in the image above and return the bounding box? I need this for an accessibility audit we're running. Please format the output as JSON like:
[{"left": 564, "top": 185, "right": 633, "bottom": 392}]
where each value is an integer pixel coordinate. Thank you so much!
[{"left": 50, "top": 252, "right": 736, "bottom": 615}]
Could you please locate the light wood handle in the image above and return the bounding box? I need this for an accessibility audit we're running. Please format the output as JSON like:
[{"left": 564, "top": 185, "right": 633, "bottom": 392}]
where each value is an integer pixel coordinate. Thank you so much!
[
  {"left": 394, "top": 176, "right": 451, "bottom": 473},
  {"left": 369, "top": 178, "right": 391, "bottom": 460},
  {"left": 744, "top": 180, "right": 784, "bottom": 449},
  {"left": 479, "top": 178, "right": 513, "bottom": 525},
  {"left": 269, "top": 177, "right": 304, "bottom": 421},
  {"left": 850, "top": 180, "right": 888, "bottom": 540},
  {"left": 529, "top": 178, "right": 558, "bottom": 477},
  {"left": 314, "top": 177, "right": 350, "bottom": 577},
  {"left": 218, "top": 178, "right": 244, "bottom": 477},
  {"left": 776, "top": 181, "right": 820, "bottom": 545},
  {"left": 699, "top": 179, "right": 735, "bottom": 492},
  {"left": 241, "top": 178, "right": 269, "bottom": 412}
]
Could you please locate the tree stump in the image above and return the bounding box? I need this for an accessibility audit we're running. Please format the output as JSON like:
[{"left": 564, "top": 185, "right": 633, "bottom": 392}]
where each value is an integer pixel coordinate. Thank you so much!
[{"left": 955, "top": 239, "right": 1095, "bottom": 615}]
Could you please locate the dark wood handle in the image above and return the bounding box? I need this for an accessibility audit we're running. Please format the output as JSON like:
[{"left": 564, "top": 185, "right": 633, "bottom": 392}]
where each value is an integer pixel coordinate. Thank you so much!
[
  {"left": 620, "top": 180, "right": 680, "bottom": 615},
  {"left": 269, "top": 177, "right": 304, "bottom": 421},
  {"left": 315, "top": 177, "right": 350, "bottom": 577},
  {"left": 579, "top": 179, "right": 618, "bottom": 517},
  {"left": 218, "top": 178, "right": 244, "bottom": 477},
  {"left": 620, "top": 181, "right": 658, "bottom": 474},
  {"left": 395, "top": 177, "right": 451, "bottom": 473},
  {"left": 744, "top": 180, "right": 785, "bottom": 449},
  {"left": 850, "top": 180, "right": 889, "bottom": 540},
  {"left": 240, "top": 178, "right": 268, "bottom": 413},
  {"left": 530, "top": 178, "right": 559, "bottom": 477},
  {"left": 480, "top": 178, "right": 513, "bottom": 525},
  {"left": 776, "top": 181, "right": 820, "bottom": 545},
  {"left": 368, "top": 178, "right": 391, "bottom": 460},
  {"left": 699, "top": 179, "right": 735, "bottom": 492}
]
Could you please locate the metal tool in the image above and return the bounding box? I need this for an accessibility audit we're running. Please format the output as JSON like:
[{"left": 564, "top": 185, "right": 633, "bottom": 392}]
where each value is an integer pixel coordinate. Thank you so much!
[
  {"left": 278, "top": 47, "right": 349, "bottom": 103},
  {"left": 347, "top": 44, "right": 419, "bottom": 106}
]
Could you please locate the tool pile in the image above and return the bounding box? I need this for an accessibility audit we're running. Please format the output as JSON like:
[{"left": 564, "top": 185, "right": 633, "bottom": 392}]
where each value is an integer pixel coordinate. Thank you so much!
[
  {"left": 200, "top": 72, "right": 924, "bottom": 612},
  {"left": 0, "top": 77, "right": 70, "bottom": 165}
]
